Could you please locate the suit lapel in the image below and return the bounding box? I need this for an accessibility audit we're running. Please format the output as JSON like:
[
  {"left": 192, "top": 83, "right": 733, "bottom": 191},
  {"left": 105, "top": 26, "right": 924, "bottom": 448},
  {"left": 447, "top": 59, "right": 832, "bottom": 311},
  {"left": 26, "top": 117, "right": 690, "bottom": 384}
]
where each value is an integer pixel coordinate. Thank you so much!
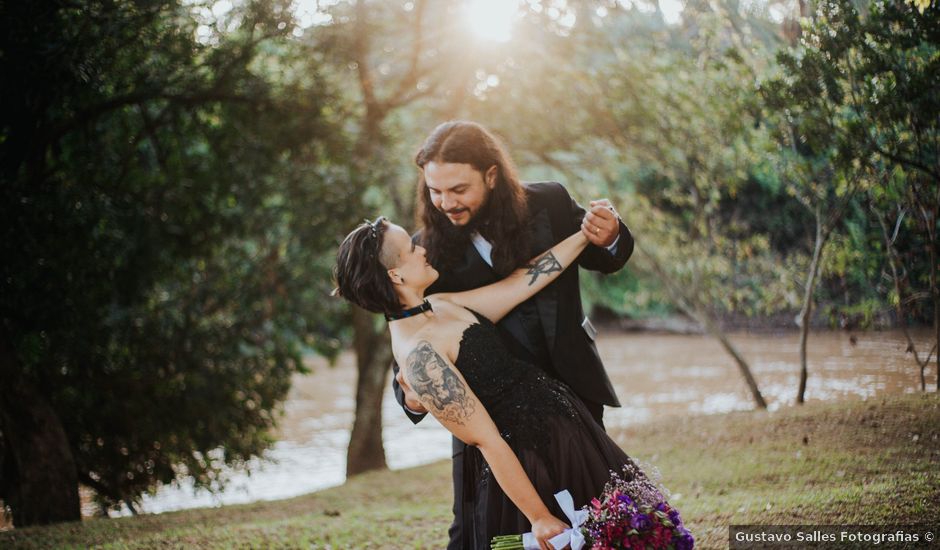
[
  {"left": 529, "top": 208, "right": 559, "bottom": 350},
  {"left": 446, "top": 207, "right": 559, "bottom": 350},
  {"left": 457, "top": 239, "right": 498, "bottom": 288}
]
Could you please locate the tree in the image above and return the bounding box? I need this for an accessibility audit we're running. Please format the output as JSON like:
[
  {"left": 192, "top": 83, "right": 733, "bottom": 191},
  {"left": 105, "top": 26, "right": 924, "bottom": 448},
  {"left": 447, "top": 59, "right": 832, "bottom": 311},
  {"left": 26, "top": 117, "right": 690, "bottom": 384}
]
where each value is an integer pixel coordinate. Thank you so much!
[
  {"left": 763, "top": 0, "right": 939, "bottom": 395},
  {"left": 872, "top": 171, "right": 937, "bottom": 389},
  {"left": 759, "top": 83, "right": 865, "bottom": 403},
  {"left": 848, "top": 0, "right": 939, "bottom": 389},
  {"left": 472, "top": 3, "right": 784, "bottom": 408},
  {"left": 311, "top": 0, "right": 532, "bottom": 476},
  {"left": 0, "top": 0, "right": 350, "bottom": 525},
  {"left": 310, "top": 0, "right": 445, "bottom": 477}
]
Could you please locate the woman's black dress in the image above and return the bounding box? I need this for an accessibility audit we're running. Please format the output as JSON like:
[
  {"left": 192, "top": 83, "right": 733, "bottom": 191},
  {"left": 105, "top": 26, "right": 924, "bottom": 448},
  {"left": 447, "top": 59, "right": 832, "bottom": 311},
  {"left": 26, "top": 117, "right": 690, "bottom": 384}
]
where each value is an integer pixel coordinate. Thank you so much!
[{"left": 455, "top": 309, "right": 661, "bottom": 549}]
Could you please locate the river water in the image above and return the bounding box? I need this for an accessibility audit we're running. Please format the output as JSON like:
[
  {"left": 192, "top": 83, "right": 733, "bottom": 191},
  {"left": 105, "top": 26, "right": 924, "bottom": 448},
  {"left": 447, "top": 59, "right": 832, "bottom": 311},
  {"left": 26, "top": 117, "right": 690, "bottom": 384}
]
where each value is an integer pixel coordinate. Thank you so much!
[{"left": 129, "top": 328, "right": 936, "bottom": 515}]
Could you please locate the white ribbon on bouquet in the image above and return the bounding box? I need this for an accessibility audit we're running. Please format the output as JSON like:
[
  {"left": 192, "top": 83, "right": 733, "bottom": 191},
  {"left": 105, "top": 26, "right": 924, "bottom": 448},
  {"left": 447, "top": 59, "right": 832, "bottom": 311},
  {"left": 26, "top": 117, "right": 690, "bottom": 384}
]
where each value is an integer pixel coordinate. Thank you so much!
[{"left": 521, "top": 490, "right": 588, "bottom": 550}]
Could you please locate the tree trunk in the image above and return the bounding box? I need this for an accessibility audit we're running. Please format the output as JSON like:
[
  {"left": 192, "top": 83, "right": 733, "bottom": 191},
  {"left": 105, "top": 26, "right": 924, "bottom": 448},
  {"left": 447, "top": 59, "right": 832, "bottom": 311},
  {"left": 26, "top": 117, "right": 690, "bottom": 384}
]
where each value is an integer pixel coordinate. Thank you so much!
[
  {"left": 929, "top": 214, "right": 939, "bottom": 392},
  {"left": 932, "top": 288, "right": 939, "bottom": 392},
  {"left": 637, "top": 243, "right": 768, "bottom": 409},
  {"left": 0, "top": 339, "right": 81, "bottom": 527},
  {"left": 345, "top": 306, "right": 392, "bottom": 477},
  {"left": 874, "top": 206, "right": 934, "bottom": 390},
  {"left": 691, "top": 307, "right": 768, "bottom": 409},
  {"left": 927, "top": 278, "right": 940, "bottom": 395},
  {"left": 797, "top": 213, "right": 828, "bottom": 404},
  {"left": 911, "top": 178, "right": 940, "bottom": 391}
]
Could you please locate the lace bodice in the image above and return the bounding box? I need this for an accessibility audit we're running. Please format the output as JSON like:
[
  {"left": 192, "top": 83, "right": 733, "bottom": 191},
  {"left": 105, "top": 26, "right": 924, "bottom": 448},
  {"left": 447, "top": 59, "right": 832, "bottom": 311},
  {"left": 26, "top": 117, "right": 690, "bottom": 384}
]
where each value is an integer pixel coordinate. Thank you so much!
[{"left": 455, "top": 309, "right": 580, "bottom": 452}]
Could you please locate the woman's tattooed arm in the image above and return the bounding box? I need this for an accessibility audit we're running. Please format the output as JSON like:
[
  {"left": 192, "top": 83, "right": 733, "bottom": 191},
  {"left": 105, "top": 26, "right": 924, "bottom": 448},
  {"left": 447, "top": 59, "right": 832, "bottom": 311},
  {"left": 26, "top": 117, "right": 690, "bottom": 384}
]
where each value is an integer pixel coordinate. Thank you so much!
[
  {"left": 406, "top": 341, "right": 476, "bottom": 426},
  {"left": 434, "top": 230, "right": 588, "bottom": 324},
  {"left": 523, "top": 251, "right": 563, "bottom": 286},
  {"left": 401, "top": 337, "right": 560, "bottom": 532}
]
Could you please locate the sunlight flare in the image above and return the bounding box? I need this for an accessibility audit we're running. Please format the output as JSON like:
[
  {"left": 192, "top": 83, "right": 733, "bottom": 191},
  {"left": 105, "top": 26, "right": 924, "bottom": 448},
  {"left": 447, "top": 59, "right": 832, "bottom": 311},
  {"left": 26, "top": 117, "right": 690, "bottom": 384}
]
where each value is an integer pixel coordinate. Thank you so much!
[{"left": 463, "top": 0, "right": 520, "bottom": 43}]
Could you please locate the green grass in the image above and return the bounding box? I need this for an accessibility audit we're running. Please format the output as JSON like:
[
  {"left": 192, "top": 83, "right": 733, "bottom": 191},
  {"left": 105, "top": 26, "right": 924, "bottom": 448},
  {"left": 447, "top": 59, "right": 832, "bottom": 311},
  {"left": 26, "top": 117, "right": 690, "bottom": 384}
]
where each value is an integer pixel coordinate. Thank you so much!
[
  {"left": 3, "top": 393, "right": 938, "bottom": 549},
  {"left": 608, "top": 393, "right": 940, "bottom": 547}
]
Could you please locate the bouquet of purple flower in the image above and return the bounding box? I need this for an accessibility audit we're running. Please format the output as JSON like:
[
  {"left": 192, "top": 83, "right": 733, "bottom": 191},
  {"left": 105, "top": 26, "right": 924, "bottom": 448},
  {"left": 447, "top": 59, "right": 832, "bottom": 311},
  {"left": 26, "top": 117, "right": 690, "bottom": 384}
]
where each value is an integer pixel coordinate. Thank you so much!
[
  {"left": 582, "top": 465, "right": 693, "bottom": 549},
  {"left": 490, "top": 464, "right": 693, "bottom": 550}
]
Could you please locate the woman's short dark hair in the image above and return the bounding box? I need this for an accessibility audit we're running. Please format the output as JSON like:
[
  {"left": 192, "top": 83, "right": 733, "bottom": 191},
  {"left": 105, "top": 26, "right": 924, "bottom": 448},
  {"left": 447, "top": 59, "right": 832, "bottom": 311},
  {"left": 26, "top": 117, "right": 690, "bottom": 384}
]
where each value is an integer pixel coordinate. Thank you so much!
[{"left": 333, "top": 217, "right": 402, "bottom": 315}]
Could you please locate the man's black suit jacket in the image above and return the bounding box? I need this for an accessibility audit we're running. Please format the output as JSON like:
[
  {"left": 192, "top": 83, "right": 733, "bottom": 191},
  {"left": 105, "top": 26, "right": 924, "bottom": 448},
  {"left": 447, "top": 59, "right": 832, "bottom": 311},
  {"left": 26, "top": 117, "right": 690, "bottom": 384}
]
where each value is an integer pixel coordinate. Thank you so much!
[{"left": 393, "top": 181, "right": 634, "bottom": 421}]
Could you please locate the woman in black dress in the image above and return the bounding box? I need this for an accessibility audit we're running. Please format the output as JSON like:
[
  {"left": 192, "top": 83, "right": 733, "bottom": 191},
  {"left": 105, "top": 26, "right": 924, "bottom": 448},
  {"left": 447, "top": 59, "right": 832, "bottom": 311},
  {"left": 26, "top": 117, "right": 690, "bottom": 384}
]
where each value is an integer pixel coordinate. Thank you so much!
[{"left": 335, "top": 217, "right": 675, "bottom": 550}]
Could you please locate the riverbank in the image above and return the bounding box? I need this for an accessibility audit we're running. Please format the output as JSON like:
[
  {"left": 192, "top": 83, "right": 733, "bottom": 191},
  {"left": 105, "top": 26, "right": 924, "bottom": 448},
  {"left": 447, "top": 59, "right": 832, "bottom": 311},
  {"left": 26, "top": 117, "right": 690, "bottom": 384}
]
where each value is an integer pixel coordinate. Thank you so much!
[{"left": 3, "top": 392, "right": 938, "bottom": 549}]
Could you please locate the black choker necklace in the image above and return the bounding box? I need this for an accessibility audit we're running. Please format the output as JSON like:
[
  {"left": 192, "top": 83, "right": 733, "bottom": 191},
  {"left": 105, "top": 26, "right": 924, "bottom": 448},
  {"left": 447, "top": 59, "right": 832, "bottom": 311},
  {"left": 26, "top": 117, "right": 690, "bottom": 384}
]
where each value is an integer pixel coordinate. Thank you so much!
[{"left": 385, "top": 299, "right": 433, "bottom": 321}]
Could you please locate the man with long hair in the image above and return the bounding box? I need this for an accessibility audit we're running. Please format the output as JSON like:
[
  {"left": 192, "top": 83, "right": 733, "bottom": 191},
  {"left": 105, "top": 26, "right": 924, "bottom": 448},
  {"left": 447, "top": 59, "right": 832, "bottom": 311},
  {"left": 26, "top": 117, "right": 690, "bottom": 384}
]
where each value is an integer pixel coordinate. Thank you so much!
[{"left": 392, "top": 120, "right": 633, "bottom": 549}]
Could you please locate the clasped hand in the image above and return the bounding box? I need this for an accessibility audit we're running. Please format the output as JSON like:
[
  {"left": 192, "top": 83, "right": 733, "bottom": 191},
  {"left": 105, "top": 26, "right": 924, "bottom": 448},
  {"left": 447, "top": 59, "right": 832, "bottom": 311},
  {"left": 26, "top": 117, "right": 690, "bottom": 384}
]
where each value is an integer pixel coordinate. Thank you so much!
[{"left": 580, "top": 198, "right": 621, "bottom": 248}]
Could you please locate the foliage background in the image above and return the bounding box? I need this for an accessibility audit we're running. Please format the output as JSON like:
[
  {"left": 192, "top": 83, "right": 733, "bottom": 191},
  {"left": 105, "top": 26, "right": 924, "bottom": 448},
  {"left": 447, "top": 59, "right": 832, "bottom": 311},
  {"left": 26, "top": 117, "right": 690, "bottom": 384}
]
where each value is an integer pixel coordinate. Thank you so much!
[{"left": 1, "top": 0, "right": 936, "bottom": 526}]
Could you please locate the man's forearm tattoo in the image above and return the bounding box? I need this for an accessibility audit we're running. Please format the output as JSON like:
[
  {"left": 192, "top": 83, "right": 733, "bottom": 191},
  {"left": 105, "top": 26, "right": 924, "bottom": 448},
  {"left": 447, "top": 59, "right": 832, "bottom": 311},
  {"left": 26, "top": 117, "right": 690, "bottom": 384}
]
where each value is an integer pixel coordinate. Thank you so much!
[
  {"left": 524, "top": 251, "right": 563, "bottom": 286},
  {"left": 406, "top": 341, "right": 476, "bottom": 426}
]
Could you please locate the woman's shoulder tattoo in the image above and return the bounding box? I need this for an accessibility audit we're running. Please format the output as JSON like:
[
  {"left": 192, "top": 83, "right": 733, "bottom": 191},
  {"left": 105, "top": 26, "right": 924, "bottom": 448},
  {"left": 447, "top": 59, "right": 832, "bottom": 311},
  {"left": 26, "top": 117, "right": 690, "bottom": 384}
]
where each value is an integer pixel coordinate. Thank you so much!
[{"left": 406, "top": 340, "right": 476, "bottom": 426}]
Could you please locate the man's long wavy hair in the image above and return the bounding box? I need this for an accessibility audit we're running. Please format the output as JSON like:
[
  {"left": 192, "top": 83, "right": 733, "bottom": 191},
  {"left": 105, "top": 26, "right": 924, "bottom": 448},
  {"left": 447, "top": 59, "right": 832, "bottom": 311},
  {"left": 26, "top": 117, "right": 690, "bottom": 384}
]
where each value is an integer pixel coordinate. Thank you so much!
[{"left": 415, "top": 121, "right": 531, "bottom": 277}]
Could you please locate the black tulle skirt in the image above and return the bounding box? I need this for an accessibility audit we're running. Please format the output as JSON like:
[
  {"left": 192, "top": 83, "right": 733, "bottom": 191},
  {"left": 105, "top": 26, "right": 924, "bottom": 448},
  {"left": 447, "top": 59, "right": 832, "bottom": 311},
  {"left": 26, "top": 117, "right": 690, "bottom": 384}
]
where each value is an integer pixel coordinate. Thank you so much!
[{"left": 461, "top": 385, "right": 637, "bottom": 549}]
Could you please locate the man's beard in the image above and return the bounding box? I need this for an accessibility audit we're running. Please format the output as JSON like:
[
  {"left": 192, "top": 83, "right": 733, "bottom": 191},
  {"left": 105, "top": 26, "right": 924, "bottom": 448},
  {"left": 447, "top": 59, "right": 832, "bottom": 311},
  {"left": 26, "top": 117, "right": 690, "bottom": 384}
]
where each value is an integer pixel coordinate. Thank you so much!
[
  {"left": 434, "top": 191, "right": 495, "bottom": 268},
  {"left": 441, "top": 191, "right": 494, "bottom": 241}
]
